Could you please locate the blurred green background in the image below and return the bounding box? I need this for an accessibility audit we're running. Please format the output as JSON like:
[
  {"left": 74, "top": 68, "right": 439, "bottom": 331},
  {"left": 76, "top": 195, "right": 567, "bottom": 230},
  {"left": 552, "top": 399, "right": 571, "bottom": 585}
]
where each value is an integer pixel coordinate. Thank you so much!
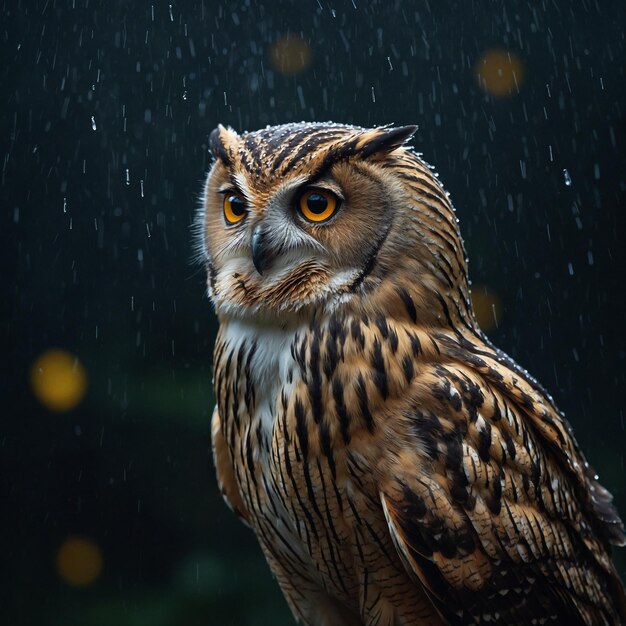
[{"left": 2, "top": 1, "right": 625, "bottom": 624}]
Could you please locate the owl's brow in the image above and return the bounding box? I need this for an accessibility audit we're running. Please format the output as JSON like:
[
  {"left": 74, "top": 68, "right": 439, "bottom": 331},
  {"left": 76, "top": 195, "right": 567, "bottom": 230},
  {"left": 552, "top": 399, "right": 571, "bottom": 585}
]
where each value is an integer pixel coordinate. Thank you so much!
[
  {"left": 296, "top": 126, "right": 417, "bottom": 184},
  {"left": 297, "top": 160, "right": 379, "bottom": 201},
  {"left": 218, "top": 172, "right": 254, "bottom": 205},
  {"left": 217, "top": 182, "right": 241, "bottom": 194},
  {"left": 301, "top": 145, "right": 360, "bottom": 186},
  {"left": 224, "top": 173, "right": 245, "bottom": 195}
]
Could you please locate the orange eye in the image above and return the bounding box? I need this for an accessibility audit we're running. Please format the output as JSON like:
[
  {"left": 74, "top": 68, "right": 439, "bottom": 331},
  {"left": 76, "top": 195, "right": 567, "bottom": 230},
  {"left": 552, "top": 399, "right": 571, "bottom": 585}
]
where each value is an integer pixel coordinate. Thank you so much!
[
  {"left": 297, "top": 189, "right": 339, "bottom": 223},
  {"left": 223, "top": 193, "right": 247, "bottom": 225}
]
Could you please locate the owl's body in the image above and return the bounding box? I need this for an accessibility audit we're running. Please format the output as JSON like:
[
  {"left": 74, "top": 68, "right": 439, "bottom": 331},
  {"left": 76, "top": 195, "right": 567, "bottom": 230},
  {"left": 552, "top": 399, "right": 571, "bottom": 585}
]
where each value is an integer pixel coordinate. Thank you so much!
[{"left": 200, "top": 122, "right": 626, "bottom": 625}]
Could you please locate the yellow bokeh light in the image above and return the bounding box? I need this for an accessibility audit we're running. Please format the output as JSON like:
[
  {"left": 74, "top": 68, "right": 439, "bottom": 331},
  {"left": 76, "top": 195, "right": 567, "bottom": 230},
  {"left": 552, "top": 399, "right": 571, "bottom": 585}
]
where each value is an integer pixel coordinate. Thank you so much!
[
  {"left": 475, "top": 49, "right": 524, "bottom": 97},
  {"left": 269, "top": 35, "right": 312, "bottom": 76},
  {"left": 30, "top": 349, "right": 87, "bottom": 411},
  {"left": 56, "top": 536, "right": 103, "bottom": 587},
  {"left": 471, "top": 285, "right": 502, "bottom": 331}
]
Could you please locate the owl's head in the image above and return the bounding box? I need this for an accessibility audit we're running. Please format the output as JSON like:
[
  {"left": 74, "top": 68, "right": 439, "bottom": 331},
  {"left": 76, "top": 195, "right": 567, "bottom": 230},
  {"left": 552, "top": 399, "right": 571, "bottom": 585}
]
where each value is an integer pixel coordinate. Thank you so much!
[{"left": 199, "top": 122, "right": 474, "bottom": 328}]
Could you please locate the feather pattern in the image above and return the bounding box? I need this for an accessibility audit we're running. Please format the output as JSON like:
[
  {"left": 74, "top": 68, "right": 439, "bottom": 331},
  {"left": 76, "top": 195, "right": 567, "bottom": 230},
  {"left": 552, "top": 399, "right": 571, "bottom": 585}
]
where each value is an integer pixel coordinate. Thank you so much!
[{"left": 202, "top": 122, "right": 626, "bottom": 625}]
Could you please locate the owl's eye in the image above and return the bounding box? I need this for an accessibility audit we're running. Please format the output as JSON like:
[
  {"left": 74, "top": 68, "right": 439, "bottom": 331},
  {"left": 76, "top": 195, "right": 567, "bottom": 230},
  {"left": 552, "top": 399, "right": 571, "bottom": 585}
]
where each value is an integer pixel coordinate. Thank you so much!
[
  {"left": 223, "top": 193, "right": 247, "bottom": 225},
  {"left": 297, "top": 189, "right": 339, "bottom": 223}
]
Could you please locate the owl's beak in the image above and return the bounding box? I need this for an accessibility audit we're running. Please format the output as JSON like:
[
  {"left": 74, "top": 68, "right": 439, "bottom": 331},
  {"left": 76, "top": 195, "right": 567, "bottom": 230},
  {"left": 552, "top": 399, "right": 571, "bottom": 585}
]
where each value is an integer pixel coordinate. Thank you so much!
[{"left": 250, "top": 224, "right": 274, "bottom": 275}]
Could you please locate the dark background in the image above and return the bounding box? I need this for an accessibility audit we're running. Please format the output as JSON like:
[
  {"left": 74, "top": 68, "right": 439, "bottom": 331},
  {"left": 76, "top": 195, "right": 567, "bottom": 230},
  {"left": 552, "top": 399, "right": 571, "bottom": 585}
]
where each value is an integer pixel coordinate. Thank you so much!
[{"left": 2, "top": 1, "right": 625, "bottom": 624}]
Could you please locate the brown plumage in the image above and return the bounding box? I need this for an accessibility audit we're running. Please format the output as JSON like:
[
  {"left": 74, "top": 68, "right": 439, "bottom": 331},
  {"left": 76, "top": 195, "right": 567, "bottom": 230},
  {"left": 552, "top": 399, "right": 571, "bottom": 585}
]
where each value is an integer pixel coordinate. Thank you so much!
[{"left": 199, "top": 122, "right": 626, "bottom": 625}]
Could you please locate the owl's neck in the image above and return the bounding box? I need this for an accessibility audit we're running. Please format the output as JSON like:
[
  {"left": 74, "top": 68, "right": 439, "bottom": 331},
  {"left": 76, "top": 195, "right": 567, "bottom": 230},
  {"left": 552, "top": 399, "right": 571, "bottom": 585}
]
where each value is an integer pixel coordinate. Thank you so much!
[
  {"left": 215, "top": 261, "right": 479, "bottom": 344},
  {"left": 341, "top": 251, "right": 478, "bottom": 340}
]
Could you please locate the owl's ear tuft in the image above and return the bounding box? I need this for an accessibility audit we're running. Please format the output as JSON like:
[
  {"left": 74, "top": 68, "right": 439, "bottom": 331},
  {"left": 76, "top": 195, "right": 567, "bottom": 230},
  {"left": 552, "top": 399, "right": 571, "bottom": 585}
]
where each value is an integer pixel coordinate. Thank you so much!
[
  {"left": 209, "top": 124, "right": 238, "bottom": 166},
  {"left": 357, "top": 125, "right": 418, "bottom": 159}
]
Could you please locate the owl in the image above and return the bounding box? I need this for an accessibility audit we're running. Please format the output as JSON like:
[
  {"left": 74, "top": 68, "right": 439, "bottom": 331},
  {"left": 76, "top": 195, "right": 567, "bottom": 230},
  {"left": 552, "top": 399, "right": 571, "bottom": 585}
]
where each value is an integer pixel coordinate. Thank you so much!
[{"left": 198, "top": 122, "right": 626, "bottom": 625}]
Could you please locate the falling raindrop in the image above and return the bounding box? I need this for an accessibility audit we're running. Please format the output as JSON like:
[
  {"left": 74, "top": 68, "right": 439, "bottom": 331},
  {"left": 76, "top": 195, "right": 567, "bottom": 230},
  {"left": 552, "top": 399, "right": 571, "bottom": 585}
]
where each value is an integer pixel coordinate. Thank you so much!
[
  {"left": 91, "top": 116, "right": 96, "bottom": 130},
  {"left": 63, "top": 197, "right": 67, "bottom": 213},
  {"left": 562, "top": 168, "right": 572, "bottom": 186},
  {"left": 182, "top": 91, "right": 187, "bottom": 100},
  {"left": 169, "top": 4, "right": 173, "bottom": 21},
  {"left": 125, "top": 168, "right": 130, "bottom": 186},
  {"left": 140, "top": 180, "right": 144, "bottom": 197}
]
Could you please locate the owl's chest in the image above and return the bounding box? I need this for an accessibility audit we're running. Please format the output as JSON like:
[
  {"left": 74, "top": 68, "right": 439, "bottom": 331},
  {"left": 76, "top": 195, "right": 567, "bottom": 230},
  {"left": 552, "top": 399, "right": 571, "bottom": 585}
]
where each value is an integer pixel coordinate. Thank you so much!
[
  {"left": 214, "top": 319, "right": 301, "bottom": 493},
  {"left": 214, "top": 318, "right": 357, "bottom": 568},
  {"left": 217, "top": 318, "right": 294, "bottom": 420},
  {"left": 215, "top": 320, "right": 321, "bottom": 550}
]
